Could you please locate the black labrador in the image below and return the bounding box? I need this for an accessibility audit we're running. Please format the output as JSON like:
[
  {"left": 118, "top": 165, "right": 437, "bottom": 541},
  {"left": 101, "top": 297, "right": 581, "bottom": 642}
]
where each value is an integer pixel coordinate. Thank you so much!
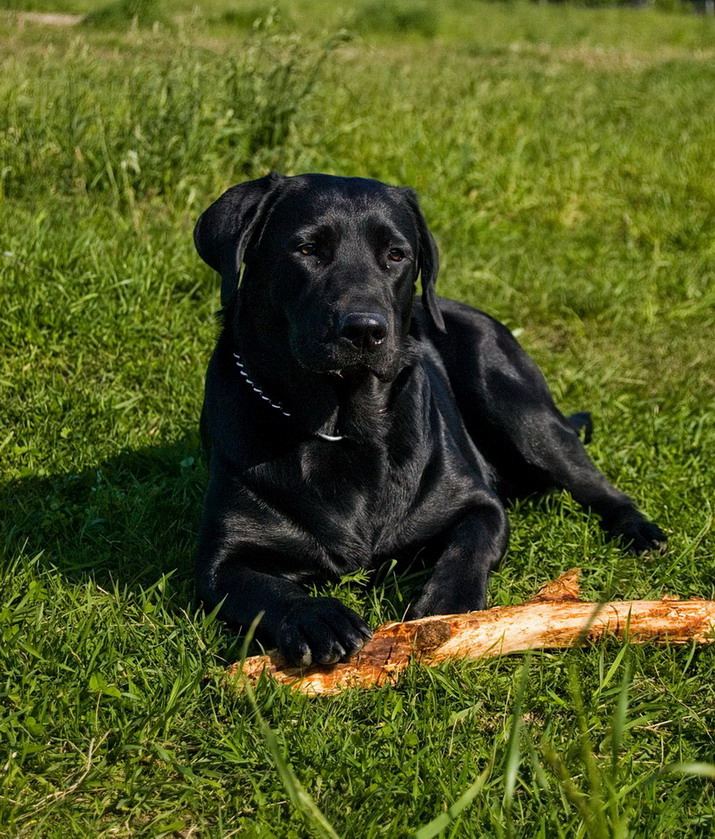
[{"left": 193, "top": 172, "right": 665, "bottom": 667}]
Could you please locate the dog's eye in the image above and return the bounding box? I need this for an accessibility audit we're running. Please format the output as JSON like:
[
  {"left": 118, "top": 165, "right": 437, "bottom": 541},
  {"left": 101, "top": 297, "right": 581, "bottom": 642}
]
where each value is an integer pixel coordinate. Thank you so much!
[
  {"left": 298, "top": 243, "right": 316, "bottom": 256},
  {"left": 388, "top": 248, "right": 405, "bottom": 263}
]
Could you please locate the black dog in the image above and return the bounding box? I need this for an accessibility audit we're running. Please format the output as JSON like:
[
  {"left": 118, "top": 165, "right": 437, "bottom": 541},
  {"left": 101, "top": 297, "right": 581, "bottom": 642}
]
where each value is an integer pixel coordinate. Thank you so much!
[{"left": 193, "top": 172, "right": 665, "bottom": 667}]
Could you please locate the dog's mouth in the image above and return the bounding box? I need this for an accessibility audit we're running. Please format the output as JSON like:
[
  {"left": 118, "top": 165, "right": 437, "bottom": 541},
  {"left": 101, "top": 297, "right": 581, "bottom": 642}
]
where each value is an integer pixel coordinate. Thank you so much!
[{"left": 291, "top": 335, "right": 403, "bottom": 382}]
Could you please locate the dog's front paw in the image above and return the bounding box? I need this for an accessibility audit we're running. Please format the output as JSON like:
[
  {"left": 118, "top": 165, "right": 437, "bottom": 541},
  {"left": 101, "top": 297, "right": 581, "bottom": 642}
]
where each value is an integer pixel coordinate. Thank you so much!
[
  {"left": 407, "top": 583, "right": 487, "bottom": 620},
  {"left": 605, "top": 511, "right": 667, "bottom": 555},
  {"left": 276, "top": 597, "right": 372, "bottom": 667}
]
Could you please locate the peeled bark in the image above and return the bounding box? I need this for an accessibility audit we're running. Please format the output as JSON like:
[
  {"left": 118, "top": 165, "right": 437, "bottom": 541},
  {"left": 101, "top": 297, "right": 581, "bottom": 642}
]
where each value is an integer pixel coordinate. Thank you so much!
[{"left": 226, "top": 569, "right": 715, "bottom": 695}]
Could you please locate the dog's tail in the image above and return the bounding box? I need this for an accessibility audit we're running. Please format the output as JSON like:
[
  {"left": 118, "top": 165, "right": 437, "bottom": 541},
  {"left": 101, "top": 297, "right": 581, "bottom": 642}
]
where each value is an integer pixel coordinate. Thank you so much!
[{"left": 567, "top": 411, "right": 593, "bottom": 444}]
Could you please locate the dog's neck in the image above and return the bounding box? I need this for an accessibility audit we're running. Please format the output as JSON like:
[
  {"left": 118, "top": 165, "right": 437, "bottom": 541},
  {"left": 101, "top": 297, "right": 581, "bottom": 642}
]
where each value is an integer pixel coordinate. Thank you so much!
[{"left": 226, "top": 321, "right": 406, "bottom": 443}]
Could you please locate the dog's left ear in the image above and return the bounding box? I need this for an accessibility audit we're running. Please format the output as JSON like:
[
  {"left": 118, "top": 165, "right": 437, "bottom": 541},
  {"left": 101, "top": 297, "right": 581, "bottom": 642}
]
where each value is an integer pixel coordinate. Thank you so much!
[
  {"left": 401, "top": 189, "right": 446, "bottom": 333},
  {"left": 194, "top": 172, "right": 285, "bottom": 307}
]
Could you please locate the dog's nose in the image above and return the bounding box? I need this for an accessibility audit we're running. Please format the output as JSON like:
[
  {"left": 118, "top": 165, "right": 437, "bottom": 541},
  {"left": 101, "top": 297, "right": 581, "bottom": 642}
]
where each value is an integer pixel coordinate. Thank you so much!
[{"left": 339, "top": 312, "right": 388, "bottom": 351}]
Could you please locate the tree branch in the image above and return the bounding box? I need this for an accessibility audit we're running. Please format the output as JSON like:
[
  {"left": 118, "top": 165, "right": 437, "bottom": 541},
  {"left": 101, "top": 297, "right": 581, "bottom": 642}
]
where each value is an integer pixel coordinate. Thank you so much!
[{"left": 227, "top": 569, "right": 715, "bottom": 695}]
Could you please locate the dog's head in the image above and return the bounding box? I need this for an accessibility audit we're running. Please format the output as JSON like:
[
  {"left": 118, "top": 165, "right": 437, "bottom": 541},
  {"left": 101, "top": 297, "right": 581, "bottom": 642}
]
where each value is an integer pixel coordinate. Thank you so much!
[{"left": 194, "top": 173, "right": 445, "bottom": 381}]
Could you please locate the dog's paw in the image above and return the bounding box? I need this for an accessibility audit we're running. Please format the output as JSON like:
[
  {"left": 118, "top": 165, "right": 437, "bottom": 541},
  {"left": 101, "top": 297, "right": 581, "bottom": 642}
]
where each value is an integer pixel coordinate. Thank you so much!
[
  {"left": 276, "top": 597, "right": 372, "bottom": 667},
  {"left": 407, "top": 584, "right": 487, "bottom": 620},
  {"left": 606, "top": 512, "right": 667, "bottom": 555}
]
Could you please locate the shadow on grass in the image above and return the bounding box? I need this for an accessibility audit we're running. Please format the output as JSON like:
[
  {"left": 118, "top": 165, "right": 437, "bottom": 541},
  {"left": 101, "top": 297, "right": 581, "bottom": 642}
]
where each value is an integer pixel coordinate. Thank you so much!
[{"left": 1, "top": 435, "right": 204, "bottom": 601}]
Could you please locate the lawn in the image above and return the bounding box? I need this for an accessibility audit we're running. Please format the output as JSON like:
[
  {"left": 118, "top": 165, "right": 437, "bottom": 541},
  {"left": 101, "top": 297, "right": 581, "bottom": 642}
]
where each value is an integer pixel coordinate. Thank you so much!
[{"left": 1, "top": 1, "right": 714, "bottom": 836}]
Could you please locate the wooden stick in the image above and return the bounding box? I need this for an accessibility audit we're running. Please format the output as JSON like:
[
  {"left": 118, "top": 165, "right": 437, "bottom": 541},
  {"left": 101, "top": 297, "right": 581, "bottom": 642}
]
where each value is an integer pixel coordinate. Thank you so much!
[{"left": 226, "top": 569, "right": 715, "bottom": 695}]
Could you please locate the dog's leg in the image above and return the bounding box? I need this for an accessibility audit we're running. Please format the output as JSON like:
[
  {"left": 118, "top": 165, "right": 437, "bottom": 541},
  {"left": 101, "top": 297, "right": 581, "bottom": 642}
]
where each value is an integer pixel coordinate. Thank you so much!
[
  {"left": 196, "top": 527, "right": 372, "bottom": 667},
  {"left": 407, "top": 497, "right": 509, "bottom": 618},
  {"left": 439, "top": 308, "right": 666, "bottom": 553},
  {"left": 513, "top": 418, "right": 666, "bottom": 553}
]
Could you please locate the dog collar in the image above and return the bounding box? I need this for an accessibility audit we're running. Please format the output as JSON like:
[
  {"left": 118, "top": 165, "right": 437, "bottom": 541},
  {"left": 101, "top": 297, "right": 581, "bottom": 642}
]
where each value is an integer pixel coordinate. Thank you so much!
[
  {"left": 232, "top": 353, "right": 345, "bottom": 441},
  {"left": 233, "top": 353, "right": 291, "bottom": 417}
]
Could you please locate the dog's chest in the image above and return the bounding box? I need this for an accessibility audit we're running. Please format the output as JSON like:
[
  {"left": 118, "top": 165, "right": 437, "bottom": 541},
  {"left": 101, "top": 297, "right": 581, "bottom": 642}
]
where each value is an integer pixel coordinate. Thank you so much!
[
  {"left": 251, "top": 406, "right": 485, "bottom": 576},
  {"left": 298, "top": 437, "right": 415, "bottom": 531},
  {"left": 238, "top": 360, "right": 491, "bottom": 578},
  {"left": 272, "top": 439, "right": 415, "bottom": 565}
]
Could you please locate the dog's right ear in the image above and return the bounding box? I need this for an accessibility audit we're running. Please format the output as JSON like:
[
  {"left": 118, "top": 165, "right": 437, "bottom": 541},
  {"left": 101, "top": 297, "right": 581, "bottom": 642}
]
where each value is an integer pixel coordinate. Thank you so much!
[{"left": 194, "top": 172, "right": 285, "bottom": 307}]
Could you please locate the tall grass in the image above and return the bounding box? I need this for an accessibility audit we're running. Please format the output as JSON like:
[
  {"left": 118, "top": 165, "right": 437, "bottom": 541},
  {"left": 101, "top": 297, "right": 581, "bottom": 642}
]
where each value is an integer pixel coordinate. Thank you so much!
[
  {"left": 352, "top": 0, "right": 439, "bottom": 38},
  {"left": 0, "top": 15, "right": 346, "bottom": 208}
]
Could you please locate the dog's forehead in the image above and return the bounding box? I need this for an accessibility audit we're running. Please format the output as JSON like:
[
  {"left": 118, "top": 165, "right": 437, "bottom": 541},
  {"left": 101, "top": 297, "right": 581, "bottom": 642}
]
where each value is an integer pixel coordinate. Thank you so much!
[{"left": 265, "top": 175, "right": 415, "bottom": 238}]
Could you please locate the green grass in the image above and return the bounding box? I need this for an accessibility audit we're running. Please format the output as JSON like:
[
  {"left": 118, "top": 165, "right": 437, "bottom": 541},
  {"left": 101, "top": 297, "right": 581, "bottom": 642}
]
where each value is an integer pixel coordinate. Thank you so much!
[{"left": 1, "top": 2, "right": 714, "bottom": 836}]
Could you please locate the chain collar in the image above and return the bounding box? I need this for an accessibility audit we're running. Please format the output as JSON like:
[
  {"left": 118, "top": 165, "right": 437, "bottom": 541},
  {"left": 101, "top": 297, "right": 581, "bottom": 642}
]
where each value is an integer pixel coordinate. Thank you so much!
[
  {"left": 233, "top": 353, "right": 291, "bottom": 417},
  {"left": 233, "top": 353, "right": 345, "bottom": 441}
]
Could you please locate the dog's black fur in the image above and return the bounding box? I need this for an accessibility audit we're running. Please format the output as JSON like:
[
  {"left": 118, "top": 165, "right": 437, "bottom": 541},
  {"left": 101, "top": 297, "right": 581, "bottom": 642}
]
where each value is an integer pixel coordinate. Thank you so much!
[{"left": 194, "top": 173, "right": 665, "bottom": 667}]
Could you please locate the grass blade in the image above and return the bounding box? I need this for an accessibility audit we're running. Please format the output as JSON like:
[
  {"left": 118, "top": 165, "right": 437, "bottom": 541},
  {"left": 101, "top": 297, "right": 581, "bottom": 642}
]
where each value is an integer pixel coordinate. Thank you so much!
[
  {"left": 239, "top": 616, "right": 342, "bottom": 839},
  {"left": 667, "top": 763, "right": 715, "bottom": 778},
  {"left": 503, "top": 659, "right": 531, "bottom": 813},
  {"left": 413, "top": 763, "right": 492, "bottom": 839}
]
